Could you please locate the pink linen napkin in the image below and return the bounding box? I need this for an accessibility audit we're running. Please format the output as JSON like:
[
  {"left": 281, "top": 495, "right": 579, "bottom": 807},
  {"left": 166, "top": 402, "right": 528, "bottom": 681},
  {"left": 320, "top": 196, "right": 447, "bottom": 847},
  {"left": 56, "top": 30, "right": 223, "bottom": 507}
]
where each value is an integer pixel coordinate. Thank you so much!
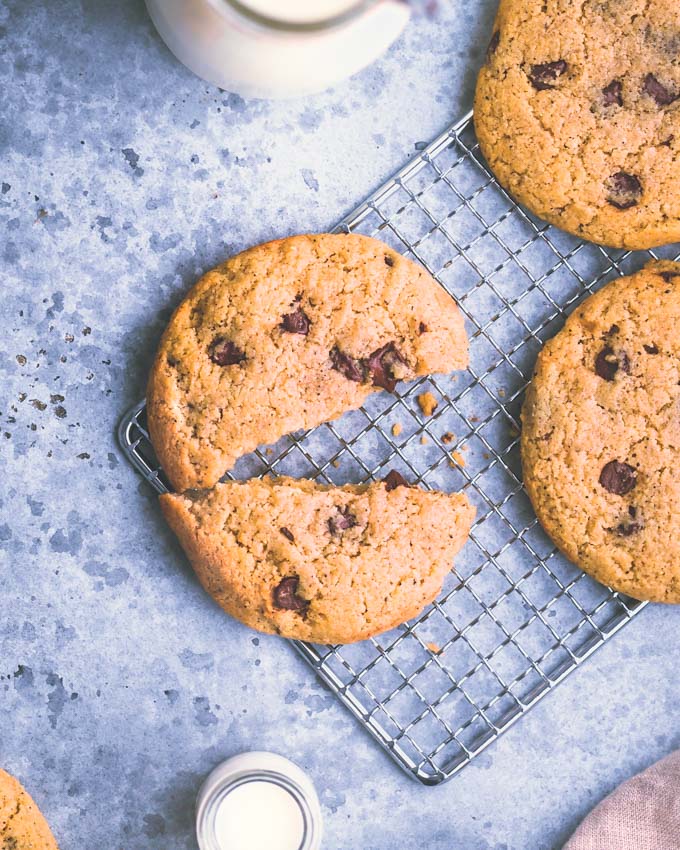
[{"left": 564, "top": 749, "right": 680, "bottom": 850}]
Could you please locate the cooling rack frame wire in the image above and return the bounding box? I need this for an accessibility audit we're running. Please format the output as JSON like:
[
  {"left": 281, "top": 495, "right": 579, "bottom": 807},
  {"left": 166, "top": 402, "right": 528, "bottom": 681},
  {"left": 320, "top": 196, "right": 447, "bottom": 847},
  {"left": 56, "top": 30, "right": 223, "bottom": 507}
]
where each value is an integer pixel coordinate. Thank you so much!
[{"left": 119, "top": 108, "right": 680, "bottom": 785}]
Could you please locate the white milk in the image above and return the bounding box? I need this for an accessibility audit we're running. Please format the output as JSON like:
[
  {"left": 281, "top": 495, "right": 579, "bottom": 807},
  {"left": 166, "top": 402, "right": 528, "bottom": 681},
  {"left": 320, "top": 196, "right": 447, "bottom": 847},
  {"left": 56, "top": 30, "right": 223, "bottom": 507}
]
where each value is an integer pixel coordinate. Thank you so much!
[
  {"left": 145, "top": 0, "right": 410, "bottom": 99},
  {"left": 214, "top": 781, "right": 304, "bottom": 850},
  {"left": 240, "top": 0, "right": 361, "bottom": 23}
]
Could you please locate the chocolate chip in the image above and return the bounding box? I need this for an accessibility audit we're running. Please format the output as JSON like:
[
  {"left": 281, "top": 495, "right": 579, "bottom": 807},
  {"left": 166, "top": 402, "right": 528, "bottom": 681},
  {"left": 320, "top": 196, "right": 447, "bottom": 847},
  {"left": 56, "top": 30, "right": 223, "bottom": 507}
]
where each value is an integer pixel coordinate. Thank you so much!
[
  {"left": 599, "top": 460, "right": 637, "bottom": 495},
  {"left": 614, "top": 520, "right": 642, "bottom": 537},
  {"left": 272, "top": 576, "right": 308, "bottom": 612},
  {"left": 602, "top": 79, "right": 623, "bottom": 107},
  {"left": 606, "top": 324, "right": 620, "bottom": 336},
  {"left": 661, "top": 135, "right": 674, "bottom": 147},
  {"left": 642, "top": 73, "right": 678, "bottom": 106},
  {"left": 210, "top": 336, "right": 246, "bottom": 366},
  {"left": 595, "top": 346, "right": 617, "bottom": 381},
  {"left": 660, "top": 270, "right": 679, "bottom": 283},
  {"left": 280, "top": 307, "right": 310, "bottom": 335},
  {"left": 330, "top": 346, "right": 366, "bottom": 383},
  {"left": 609, "top": 505, "right": 643, "bottom": 537},
  {"left": 595, "top": 345, "right": 630, "bottom": 380},
  {"left": 487, "top": 30, "right": 500, "bottom": 59},
  {"left": 384, "top": 470, "right": 409, "bottom": 491},
  {"left": 331, "top": 341, "right": 407, "bottom": 391},
  {"left": 366, "top": 342, "right": 407, "bottom": 392},
  {"left": 327, "top": 505, "right": 357, "bottom": 535},
  {"left": 644, "top": 343, "right": 659, "bottom": 354},
  {"left": 605, "top": 172, "right": 642, "bottom": 209},
  {"left": 418, "top": 322, "right": 428, "bottom": 334},
  {"left": 280, "top": 527, "right": 295, "bottom": 542},
  {"left": 384, "top": 255, "right": 395, "bottom": 267},
  {"left": 528, "top": 60, "right": 568, "bottom": 91}
]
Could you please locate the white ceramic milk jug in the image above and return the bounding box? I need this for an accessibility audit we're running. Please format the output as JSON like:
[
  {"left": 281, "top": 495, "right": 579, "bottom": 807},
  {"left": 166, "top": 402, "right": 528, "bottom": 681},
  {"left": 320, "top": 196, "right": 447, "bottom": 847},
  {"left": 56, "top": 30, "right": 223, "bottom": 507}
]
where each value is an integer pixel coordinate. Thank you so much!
[{"left": 145, "top": 0, "right": 411, "bottom": 99}]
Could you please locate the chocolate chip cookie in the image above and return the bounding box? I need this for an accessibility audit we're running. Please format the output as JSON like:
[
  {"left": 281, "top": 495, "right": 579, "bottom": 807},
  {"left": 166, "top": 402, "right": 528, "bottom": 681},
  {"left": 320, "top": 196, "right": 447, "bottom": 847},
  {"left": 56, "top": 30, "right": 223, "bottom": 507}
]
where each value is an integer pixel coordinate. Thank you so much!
[
  {"left": 160, "top": 474, "right": 475, "bottom": 643},
  {"left": 474, "top": 0, "right": 680, "bottom": 249},
  {"left": 147, "top": 233, "right": 469, "bottom": 492},
  {"left": 0, "top": 769, "right": 59, "bottom": 849},
  {"left": 521, "top": 260, "right": 680, "bottom": 602}
]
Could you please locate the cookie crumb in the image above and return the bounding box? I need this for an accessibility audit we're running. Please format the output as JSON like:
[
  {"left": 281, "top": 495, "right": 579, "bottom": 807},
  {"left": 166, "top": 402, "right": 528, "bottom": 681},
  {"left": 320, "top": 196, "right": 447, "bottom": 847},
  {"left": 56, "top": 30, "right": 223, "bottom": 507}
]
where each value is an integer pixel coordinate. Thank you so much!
[
  {"left": 420, "top": 435, "right": 428, "bottom": 445},
  {"left": 417, "top": 391, "right": 438, "bottom": 417},
  {"left": 442, "top": 432, "right": 455, "bottom": 445},
  {"left": 332, "top": 460, "right": 340, "bottom": 468},
  {"left": 426, "top": 642, "right": 441, "bottom": 654},
  {"left": 392, "top": 422, "right": 402, "bottom": 437},
  {"left": 450, "top": 451, "right": 466, "bottom": 467}
]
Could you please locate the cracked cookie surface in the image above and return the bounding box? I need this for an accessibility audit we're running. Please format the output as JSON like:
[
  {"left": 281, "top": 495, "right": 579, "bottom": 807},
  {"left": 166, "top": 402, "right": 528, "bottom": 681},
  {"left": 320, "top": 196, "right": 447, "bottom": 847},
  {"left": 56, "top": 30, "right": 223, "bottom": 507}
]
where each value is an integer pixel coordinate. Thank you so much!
[
  {"left": 474, "top": 0, "right": 680, "bottom": 249},
  {"left": 521, "top": 260, "right": 680, "bottom": 602},
  {"left": 160, "top": 475, "right": 475, "bottom": 644},
  {"left": 147, "top": 233, "right": 469, "bottom": 491},
  {"left": 0, "top": 769, "right": 59, "bottom": 850}
]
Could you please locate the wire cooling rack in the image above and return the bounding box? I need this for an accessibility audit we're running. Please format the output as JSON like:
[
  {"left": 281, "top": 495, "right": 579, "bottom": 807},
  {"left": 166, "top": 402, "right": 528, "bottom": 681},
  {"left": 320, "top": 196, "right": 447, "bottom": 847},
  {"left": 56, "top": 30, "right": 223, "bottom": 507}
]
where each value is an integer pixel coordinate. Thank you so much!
[{"left": 119, "top": 109, "right": 680, "bottom": 785}]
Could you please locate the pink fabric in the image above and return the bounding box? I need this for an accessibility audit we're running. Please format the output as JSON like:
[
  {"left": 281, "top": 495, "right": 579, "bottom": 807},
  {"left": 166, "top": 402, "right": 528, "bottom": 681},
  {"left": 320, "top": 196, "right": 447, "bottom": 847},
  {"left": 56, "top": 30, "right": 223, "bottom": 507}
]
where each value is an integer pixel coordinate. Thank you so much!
[{"left": 564, "top": 750, "right": 680, "bottom": 850}]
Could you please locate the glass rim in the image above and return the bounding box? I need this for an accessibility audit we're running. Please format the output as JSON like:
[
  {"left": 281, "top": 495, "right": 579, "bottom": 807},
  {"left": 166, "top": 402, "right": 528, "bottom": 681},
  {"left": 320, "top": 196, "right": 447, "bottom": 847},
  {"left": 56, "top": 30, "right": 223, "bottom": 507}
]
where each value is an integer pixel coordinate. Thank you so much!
[{"left": 216, "top": 0, "right": 381, "bottom": 33}]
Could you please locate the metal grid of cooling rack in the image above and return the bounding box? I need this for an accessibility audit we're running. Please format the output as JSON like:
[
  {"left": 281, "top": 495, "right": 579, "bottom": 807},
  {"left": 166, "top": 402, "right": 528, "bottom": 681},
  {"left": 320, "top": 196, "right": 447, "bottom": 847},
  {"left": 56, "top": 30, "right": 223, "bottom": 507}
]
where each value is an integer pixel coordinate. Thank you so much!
[{"left": 119, "top": 109, "right": 680, "bottom": 785}]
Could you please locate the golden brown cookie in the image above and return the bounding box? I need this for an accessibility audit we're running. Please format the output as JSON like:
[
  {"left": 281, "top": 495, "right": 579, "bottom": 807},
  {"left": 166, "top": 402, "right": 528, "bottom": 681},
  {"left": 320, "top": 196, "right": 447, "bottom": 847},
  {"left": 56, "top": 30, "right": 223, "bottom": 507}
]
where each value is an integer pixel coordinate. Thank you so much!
[
  {"left": 521, "top": 260, "right": 680, "bottom": 602},
  {"left": 160, "top": 473, "right": 475, "bottom": 643},
  {"left": 474, "top": 0, "right": 680, "bottom": 249},
  {"left": 0, "top": 769, "right": 59, "bottom": 850},
  {"left": 147, "top": 233, "right": 468, "bottom": 492}
]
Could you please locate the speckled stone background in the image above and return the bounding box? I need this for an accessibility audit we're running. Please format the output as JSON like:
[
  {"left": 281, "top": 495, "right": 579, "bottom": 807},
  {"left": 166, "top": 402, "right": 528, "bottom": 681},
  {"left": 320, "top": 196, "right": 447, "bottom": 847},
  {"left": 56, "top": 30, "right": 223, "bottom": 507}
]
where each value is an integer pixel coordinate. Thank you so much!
[{"left": 1, "top": 1, "right": 679, "bottom": 849}]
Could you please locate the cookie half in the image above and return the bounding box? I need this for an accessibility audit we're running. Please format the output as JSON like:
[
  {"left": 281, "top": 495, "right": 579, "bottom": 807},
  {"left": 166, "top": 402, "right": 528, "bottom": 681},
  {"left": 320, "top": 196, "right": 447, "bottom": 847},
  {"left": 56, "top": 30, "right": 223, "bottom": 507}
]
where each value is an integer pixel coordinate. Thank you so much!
[
  {"left": 147, "top": 233, "right": 468, "bottom": 491},
  {"left": 160, "top": 474, "right": 475, "bottom": 644},
  {"left": 0, "top": 769, "right": 59, "bottom": 850},
  {"left": 521, "top": 260, "right": 680, "bottom": 602},
  {"left": 474, "top": 0, "right": 680, "bottom": 249}
]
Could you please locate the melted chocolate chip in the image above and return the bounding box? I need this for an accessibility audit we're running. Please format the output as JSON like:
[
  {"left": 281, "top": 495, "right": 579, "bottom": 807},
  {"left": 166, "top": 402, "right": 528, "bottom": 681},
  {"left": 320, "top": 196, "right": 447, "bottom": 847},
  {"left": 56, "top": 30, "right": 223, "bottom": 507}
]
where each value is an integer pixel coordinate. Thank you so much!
[
  {"left": 330, "top": 346, "right": 366, "bottom": 383},
  {"left": 610, "top": 505, "right": 643, "bottom": 537},
  {"left": 280, "top": 527, "right": 295, "bottom": 542},
  {"left": 605, "top": 172, "right": 643, "bottom": 209},
  {"left": 384, "top": 470, "right": 409, "bottom": 491},
  {"left": 209, "top": 337, "right": 246, "bottom": 366},
  {"left": 384, "top": 255, "right": 395, "bottom": 267},
  {"left": 272, "top": 576, "right": 308, "bottom": 612},
  {"left": 528, "top": 60, "right": 568, "bottom": 91},
  {"left": 602, "top": 79, "right": 623, "bottom": 107},
  {"left": 642, "top": 73, "right": 678, "bottom": 106},
  {"left": 487, "top": 30, "right": 500, "bottom": 59},
  {"left": 418, "top": 322, "right": 429, "bottom": 334},
  {"left": 606, "top": 324, "right": 620, "bottom": 336},
  {"left": 644, "top": 343, "right": 659, "bottom": 355},
  {"left": 595, "top": 345, "right": 630, "bottom": 381},
  {"left": 327, "top": 505, "right": 357, "bottom": 535},
  {"left": 660, "top": 270, "right": 680, "bottom": 283},
  {"left": 366, "top": 342, "right": 407, "bottom": 392},
  {"left": 280, "top": 307, "right": 311, "bottom": 335},
  {"left": 599, "top": 460, "right": 637, "bottom": 495},
  {"left": 595, "top": 345, "right": 617, "bottom": 380}
]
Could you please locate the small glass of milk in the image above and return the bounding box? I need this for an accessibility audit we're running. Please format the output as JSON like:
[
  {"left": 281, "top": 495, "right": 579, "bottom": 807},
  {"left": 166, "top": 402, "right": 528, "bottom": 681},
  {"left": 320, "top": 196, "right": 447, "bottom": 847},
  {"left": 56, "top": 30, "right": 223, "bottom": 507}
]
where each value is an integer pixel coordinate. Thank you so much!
[
  {"left": 145, "top": 0, "right": 411, "bottom": 99},
  {"left": 196, "top": 752, "right": 323, "bottom": 850}
]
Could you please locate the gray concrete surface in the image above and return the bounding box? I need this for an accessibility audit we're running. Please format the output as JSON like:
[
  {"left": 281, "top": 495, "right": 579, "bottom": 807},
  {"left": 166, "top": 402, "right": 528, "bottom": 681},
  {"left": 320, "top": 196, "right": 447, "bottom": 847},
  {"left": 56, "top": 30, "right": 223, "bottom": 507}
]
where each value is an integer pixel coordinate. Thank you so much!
[{"left": 1, "top": 1, "right": 679, "bottom": 848}]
